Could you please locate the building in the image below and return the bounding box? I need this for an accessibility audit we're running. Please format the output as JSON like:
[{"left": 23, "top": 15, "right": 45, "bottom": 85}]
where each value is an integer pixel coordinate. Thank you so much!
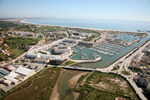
[
  {"left": 5, "top": 65, "right": 16, "bottom": 71},
  {"left": 16, "top": 67, "right": 33, "bottom": 76},
  {"left": 49, "top": 58, "right": 67, "bottom": 65},
  {"left": 3, "top": 80, "right": 11, "bottom": 86},
  {"left": 53, "top": 47, "right": 70, "bottom": 55},
  {"left": 78, "top": 41, "right": 94, "bottom": 47},
  {"left": 139, "top": 76, "right": 150, "bottom": 89},
  {"left": 33, "top": 58, "right": 49, "bottom": 63},
  {"left": 4, "top": 76, "right": 18, "bottom": 84},
  {"left": 62, "top": 39, "right": 76, "bottom": 43}
]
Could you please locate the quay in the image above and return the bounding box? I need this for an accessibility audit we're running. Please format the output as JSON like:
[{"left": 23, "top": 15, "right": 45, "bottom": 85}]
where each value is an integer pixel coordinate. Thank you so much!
[{"left": 70, "top": 57, "right": 102, "bottom": 66}]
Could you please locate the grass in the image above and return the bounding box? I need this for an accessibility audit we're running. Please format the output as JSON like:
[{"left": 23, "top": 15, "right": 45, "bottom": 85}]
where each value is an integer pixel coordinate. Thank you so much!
[
  {"left": 87, "top": 72, "right": 124, "bottom": 83},
  {"left": 0, "top": 89, "right": 4, "bottom": 99},
  {"left": 83, "top": 34, "right": 100, "bottom": 42},
  {"left": 87, "top": 90, "right": 130, "bottom": 100},
  {"left": 62, "top": 60, "right": 76, "bottom": 66},
  {"left": 1, "top": 36, "right": 41, "bottom": 60},
  {"left": 78, "top": 74, "right": 88, "bottom": 84},
  {"left": 0, "top": 54, "right": 8, "bottom": 61},
  {"left": 121, "top": 71, "right": 131, "bottom": 75},
  {"left": 1, "top": 67, "right": 61, "bottom": 100},
  {"left": 111, "top": 65, "right": 120, "bottom": 71},
  {"left": 75, "top": 72, "right": 139, "bottom": 100},
  {"left": 9, "top": 48, "right": 24, "bottom": 58},
  {"left": 14, "top": 59, "right": 19, "bottom": 63}
]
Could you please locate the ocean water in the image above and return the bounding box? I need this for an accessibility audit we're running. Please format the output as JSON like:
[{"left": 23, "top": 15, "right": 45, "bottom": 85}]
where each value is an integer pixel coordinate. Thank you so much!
[{"left": 24, "top": 18, "right": 150, "bottom": 32}]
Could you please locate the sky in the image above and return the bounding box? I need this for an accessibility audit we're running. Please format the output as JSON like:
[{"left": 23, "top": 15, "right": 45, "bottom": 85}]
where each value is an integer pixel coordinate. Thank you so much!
[{"left": 0, "top": 0, "right": 150, "bottom": 21}]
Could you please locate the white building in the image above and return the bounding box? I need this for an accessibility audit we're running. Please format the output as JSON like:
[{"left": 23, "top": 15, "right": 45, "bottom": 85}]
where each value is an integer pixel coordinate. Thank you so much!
[{"left": 16, "top": 67, "right": 33, "bottom": 76}]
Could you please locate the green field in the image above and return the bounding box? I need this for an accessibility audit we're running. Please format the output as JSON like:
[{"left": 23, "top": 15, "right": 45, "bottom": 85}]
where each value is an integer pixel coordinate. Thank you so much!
[
  {"left": 10, "top": 49, "right": 24, "bottom": 58},
  {"left": 62, "top": 60, "right": 76, "bottom": 66},
  {"left": 2, "top": 67, "right": 61, "bottom": 100},
  {"left": 75, "top": 72, "right": 139, "bottom": 100},
  {"left": 121, "top": 71, "right": 131, "bottom": 75},
  {"left": 0, "top": 36, "right": 41, "bottom": 61}
]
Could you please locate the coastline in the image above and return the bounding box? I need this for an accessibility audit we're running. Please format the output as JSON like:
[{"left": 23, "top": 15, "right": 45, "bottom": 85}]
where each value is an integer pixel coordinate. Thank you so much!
[{"left": 19, "top": 19, "right": 142, "bottom": 33}]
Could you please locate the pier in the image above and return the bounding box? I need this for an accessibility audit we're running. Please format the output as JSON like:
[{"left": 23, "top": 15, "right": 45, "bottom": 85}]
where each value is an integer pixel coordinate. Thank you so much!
[{"left": 70, "top": 57, "right": 102, "bottom": 65}]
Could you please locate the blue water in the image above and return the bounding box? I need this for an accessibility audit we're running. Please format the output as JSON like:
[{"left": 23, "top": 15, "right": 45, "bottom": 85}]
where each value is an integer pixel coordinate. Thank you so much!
[{"left": 24, "top": 18, "right": 150, "bottom": 32}]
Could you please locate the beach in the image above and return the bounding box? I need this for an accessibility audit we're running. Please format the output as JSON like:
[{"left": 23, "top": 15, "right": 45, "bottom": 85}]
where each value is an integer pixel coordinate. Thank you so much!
[{"left": 20, "top": 19, "right": 140, "bottom": 33}]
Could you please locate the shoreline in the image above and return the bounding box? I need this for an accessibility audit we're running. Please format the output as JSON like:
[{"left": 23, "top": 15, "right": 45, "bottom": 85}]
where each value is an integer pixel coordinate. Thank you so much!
[
  {"left": 19, "top": 19, "right": 142, "bottom": 33},
  {"left": 50, "top": 69, "right": 64, "bottom": 100},
  {"left": 69, "top": 72, "right": 89, "bottom": 100}
]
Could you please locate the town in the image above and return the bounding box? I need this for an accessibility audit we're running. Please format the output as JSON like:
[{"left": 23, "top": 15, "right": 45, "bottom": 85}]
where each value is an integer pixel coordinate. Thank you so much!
[{"left": 0, "top": 20, "right": 150, "bottom": 100}]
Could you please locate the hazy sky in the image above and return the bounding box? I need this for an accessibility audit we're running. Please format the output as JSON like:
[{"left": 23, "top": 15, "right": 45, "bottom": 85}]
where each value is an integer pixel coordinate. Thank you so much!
[{"left": 0, "top": 0, "right": 150, "bottom": 21}]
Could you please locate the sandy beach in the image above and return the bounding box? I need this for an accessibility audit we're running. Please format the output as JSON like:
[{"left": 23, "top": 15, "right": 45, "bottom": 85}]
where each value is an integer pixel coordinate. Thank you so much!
[
  {"left": 19, "top": 19, "right": 139, "bottom": 33},
  {"left": 69, "top": 72, "right": 89, "bottom": 100}
]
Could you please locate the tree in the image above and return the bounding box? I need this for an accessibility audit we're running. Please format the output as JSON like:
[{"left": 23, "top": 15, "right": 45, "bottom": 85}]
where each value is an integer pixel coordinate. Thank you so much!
[
  {"left": 35, "top": 66, "right": 38, "bottom": 69},
  {"left": 45, "top": 65, "right": 48, "bottom": 68}
]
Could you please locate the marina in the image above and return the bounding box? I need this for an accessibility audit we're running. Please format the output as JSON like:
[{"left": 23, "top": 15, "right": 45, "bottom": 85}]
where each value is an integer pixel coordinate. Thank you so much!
[{"left": 71, "top": 43, "right": 125, "bottom": 61}]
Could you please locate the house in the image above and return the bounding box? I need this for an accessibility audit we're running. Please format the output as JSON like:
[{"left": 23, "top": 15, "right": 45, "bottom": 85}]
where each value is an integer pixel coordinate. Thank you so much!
[
  {"left": 0, "top": 38, "right": 4, "bottom": 45},
  {"left": 5, "top": 65, "right": 16, "bottom": 71},
  {"left": 0, "top": 32, "right": 4, "bottom": 37},
  {"left": 4, "top": 33, "right": 10, "bottom": 36}
]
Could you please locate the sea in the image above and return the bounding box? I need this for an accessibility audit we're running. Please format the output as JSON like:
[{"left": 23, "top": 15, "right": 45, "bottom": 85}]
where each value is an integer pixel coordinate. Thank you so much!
[{"left": 24, "top": 18, "right": 150, "bottom": 32}]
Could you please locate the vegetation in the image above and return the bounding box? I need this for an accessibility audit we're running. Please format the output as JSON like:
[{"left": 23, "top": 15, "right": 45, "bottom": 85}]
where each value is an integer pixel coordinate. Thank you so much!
[
  {"left": 130, "top": 68, "right": 140, "bottom": 72},
  {"left": 0, "top": 21, "right": 33, "bottom": 33},
  {"left": 1, "top": 67, "right": 61, "bottom": 100},
  {"left": 88, "top": 90, "right": 130, "bottom": 100},
  {"left": 75, "top": 72, "right": 139, "bottom": 100},
  {"left": 146, "top": 52, "right": 150, "bottom": 56},
  {"left": 0, "top": 36, "right": 41, "bottom": 61},
  {"left": 14, "top": 59, "right": 19, "bottom": 63},
  {"left": 105, "top": 39, "right": 120, "bottom": 43},
  {"left": 77, "top": 29, "right": 100, "bottom": 34},
  {"left": 83, "top": 34, "right": 100, "bottom": 42},
  {"left": 0, "top": 54, "right": 8, "bottom": 61},
  {"left": 62, "top": 60, "right": 76, "bottom": 66},
  {"left": 121, "top": 71, "right": 131, "bottom": 75},
  {"left": 111, "top": 65, "right": 120, "bottom": 71},
  {"left": 77, "top": 74, "right": 88, "bottom": 84}
]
